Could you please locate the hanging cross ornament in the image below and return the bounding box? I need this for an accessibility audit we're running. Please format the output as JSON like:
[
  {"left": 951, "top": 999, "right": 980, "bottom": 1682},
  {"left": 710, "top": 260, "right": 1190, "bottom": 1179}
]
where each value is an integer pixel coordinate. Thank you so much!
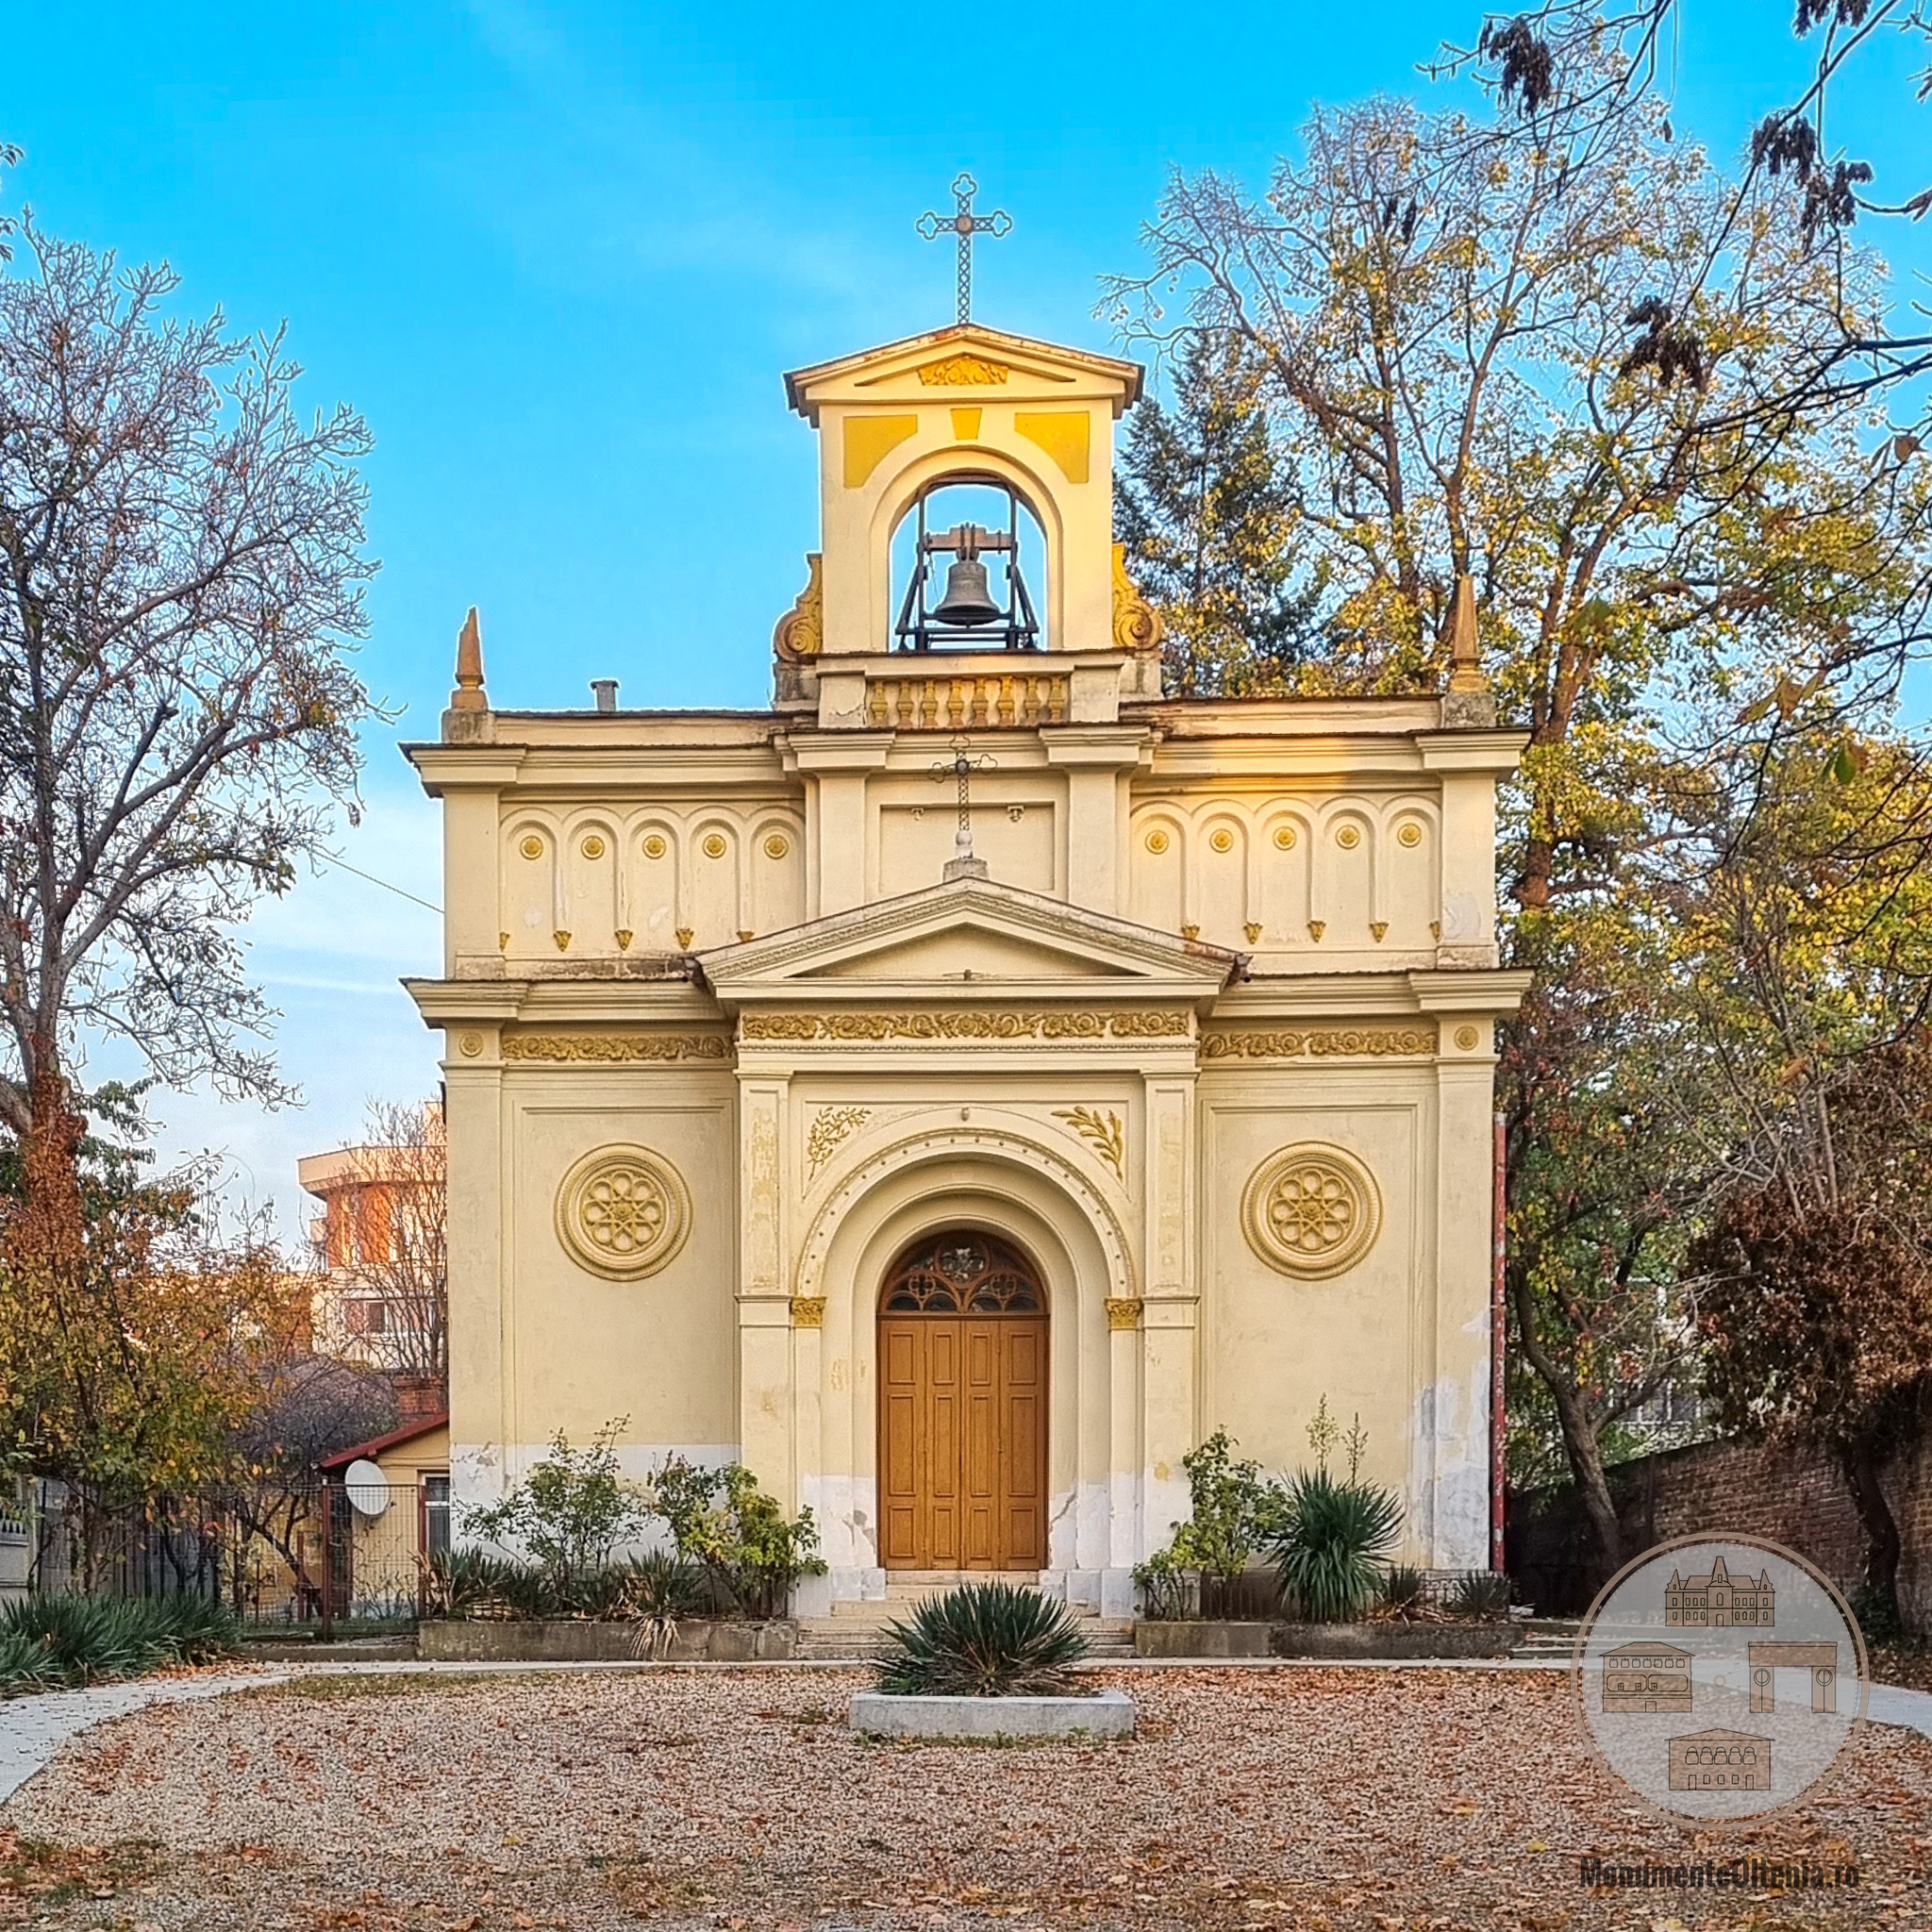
[
  {"left": 916, "top": 173, "right": 1011, "bottom": 324},
  {"left": 930, "top": 734, "right": 997, "bottom": 869}
]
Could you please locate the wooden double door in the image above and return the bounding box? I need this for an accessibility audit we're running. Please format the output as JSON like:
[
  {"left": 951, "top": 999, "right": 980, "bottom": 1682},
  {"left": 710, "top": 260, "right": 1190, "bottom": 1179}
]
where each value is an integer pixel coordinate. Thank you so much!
[{"left": 877, "top": 1231, "right": 1046, "bottom": 1571}]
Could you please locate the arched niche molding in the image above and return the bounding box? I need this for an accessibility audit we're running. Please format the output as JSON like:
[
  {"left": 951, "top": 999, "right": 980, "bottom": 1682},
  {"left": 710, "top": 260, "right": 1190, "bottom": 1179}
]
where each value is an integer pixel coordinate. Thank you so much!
[
  {"left": 792, "top": 1120, "right": 1134, "bottom": 1577},
  {"left": 868, "top": 444, "right": 1067, "bottom": 654}
]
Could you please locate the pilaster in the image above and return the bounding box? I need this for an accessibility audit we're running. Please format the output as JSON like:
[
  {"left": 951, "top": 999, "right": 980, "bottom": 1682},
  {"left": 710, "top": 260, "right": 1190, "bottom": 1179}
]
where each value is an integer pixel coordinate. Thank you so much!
[
  {"left": 790, "top": 734, "right": 893, "bottom": 917},
  {"left": 1141, "top": 1074, "right": 1199, "bottom": 1548},
  {"left": 443, "top": 1039, "right": 507, "bottom": 1507},
  {"left": 1044, "top": 726, "right": 1147, "bottom": 920},
  {"left": 737, "top": 1078, "right": 792, "bottom": 1499}
]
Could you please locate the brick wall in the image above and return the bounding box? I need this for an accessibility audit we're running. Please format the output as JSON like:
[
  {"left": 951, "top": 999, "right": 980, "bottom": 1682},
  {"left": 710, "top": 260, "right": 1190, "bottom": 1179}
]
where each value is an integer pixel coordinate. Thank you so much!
[{"left": 1509, "top": 1410, "right": 1932, "bottom": 1633}]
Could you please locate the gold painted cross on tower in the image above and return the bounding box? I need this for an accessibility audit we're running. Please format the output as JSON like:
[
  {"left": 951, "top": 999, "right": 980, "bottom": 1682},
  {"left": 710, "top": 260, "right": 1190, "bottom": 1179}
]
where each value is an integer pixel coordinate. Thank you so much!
[{"left": 917, "top": 173, "right": 1011, "bottom": 324}]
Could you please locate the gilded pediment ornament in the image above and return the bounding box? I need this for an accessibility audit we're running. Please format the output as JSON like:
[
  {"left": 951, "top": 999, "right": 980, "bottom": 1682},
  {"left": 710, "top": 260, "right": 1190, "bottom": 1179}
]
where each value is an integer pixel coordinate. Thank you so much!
[{"left": 916, "top": 354, "right": 1009, "bottom": 386}]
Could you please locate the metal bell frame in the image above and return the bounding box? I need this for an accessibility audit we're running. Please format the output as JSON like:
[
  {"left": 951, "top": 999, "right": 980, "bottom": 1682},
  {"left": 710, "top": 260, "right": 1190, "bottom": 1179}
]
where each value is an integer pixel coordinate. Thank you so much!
[{"left": 892, "top": 476, "right": 1041, "bottom": 653}]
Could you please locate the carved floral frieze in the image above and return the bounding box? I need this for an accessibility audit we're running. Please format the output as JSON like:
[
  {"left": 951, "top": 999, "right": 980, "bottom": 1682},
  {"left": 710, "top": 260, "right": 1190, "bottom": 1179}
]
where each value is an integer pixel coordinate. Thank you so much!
[
  {"left": 505, "top": 1033, "right": 731, "bottom": 1063},
  {"left": 1201, "top": 1026, "right": 1436, "bottom": 1061},
  {"left": 741, "top": 1010, "right": 1191, "bottom": 1043}
]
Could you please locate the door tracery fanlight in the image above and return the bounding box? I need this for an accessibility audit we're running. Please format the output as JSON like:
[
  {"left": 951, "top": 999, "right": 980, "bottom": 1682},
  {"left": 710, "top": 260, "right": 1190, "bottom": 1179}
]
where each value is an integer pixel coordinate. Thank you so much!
[{"left": 882, "top": 1230, "right": 1041, "bottom": 1313}]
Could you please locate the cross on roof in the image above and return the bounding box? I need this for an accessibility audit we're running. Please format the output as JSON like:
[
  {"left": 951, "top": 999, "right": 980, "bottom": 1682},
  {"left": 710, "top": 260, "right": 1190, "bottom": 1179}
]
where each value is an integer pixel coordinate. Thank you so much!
[
  {"left": 916, "top": 173, "right": 1011, "bottom": 324},
  {"left": 930, "top": 734, "right": 996, "bottom": 870}
]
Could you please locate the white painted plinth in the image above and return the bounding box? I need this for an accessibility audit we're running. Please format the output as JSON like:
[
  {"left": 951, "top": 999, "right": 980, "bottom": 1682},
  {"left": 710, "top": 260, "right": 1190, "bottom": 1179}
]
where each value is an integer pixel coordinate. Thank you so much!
[{"left": 849, "top": 1689, "right": 1135, "bottom": 1740}]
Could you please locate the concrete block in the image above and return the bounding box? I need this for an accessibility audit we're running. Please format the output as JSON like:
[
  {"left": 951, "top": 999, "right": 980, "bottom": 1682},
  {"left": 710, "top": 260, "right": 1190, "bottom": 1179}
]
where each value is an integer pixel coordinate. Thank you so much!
[
  {"left": 849, "top": 1690, "right": 1135, "bottom": 1740},
  {"left": 1134, "top": 1620, "right": 1274, "bottom": 1658}
]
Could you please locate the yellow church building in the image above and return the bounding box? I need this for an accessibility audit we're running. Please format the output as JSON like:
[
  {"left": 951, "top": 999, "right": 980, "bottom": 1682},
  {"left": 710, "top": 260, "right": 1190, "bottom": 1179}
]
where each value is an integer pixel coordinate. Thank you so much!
[{"left": 404, "top": 313, "right": 1529, "bottom": 1616}]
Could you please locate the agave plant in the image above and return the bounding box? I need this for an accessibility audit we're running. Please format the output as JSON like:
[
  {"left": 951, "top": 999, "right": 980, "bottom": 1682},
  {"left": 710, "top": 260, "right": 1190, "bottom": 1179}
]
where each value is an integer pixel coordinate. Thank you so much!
[
  {"left": 875, "top": 1581, "right": 1089, "bottom": 1697},
  {"left": 1378, "top": 1563, "right": 1426, "bottom": 1614},
  {"left": 1268, "top": 1469, "right": 1404, "bottom": 1623},
  {"left": 1450, "top": 1569, "right": 1511, "bottom": 1619}
]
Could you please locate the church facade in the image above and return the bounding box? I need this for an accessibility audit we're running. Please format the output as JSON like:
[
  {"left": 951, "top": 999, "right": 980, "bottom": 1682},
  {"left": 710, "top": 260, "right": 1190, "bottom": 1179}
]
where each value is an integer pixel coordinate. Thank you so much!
[{"left": 406, "top": 321, "right": 1528, "bottom": 1615}]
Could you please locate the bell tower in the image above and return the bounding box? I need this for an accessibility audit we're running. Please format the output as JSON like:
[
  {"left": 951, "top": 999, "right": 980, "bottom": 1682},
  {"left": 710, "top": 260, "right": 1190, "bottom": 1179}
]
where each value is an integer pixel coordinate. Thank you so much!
[{"left": 777, "top": 321, "right": 1154, "bottom": 684}]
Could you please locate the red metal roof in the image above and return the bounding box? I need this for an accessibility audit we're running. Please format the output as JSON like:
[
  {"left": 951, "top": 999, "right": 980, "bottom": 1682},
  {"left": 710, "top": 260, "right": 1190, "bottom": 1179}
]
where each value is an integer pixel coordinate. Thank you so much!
[{"left": 317, "top": 1410, "right": 450, "bottom": 1472}]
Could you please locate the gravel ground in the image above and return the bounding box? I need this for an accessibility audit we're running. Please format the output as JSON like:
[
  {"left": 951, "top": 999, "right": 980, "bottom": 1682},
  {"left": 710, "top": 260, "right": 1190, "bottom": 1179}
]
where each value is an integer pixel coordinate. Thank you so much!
[{"left": 4, "top": 1666, "right": 1930, "bottom": 1931}]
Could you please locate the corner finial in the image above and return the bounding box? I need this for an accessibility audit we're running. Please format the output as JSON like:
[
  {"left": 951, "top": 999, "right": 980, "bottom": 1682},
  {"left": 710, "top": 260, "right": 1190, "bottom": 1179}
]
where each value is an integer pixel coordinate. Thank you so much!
[
  {"left": 1446, "top": 575, "right": 1485, "bottom": 692},
  {"left": 1441, "top": 574, "right": 1496, "bottom": 726},
  {"left": 450, "top": 607, "right": 487, "bottom": 712}
]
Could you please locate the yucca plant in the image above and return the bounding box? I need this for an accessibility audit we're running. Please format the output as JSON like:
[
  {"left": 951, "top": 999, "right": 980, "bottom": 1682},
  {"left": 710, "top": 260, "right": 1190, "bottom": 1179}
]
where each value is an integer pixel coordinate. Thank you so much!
[
  {"left": 875, "top": 1581, "right": 1089, "bottom": 1697},
  {"left": 421, "top": 1546, "right": 525, "bottom": 1620},
  {"left": 0, "top": 1626, "right": 64, "bottom": 1696},
  {"left": 1450, "top": 1569, "right": 1511, "bottom": 1619},
  {"left": 142, "top": 1595, "right": 242, "bottom": 1663},
  {"left": 1268, "top": 1469, "right": 1404, "bottom": 1623}
]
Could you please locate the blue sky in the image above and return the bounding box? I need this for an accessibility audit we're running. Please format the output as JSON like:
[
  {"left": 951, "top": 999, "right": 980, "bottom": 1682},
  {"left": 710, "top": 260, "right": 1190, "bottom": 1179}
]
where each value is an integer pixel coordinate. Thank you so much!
[{"left": 6, "top": 0, "right": 1927, "bottom": 1239}]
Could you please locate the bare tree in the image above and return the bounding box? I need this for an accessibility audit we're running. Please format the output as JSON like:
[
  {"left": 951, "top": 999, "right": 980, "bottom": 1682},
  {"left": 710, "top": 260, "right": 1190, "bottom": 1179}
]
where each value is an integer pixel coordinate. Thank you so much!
[
  {"left": 229, "top": 1350, "right": 397, "bottom": 1584},
  {"left": 0, "top": 217, "right": 376, "bottom": 1235},
  {"left": 308, "top": 1100, "right": 447, "bottom": 1384},
  {"left": 1440, "top": 4, "right": 1932, "bottom": 436}
]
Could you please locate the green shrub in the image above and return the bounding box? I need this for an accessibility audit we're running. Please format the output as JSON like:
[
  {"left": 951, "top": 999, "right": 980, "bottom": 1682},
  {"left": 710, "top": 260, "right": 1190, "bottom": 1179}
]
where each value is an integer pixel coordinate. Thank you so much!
[
  {"left": 1449, "top": 1570, "right": 1511, "bottom": 1620},
  {"left": 1847, "top": 1583, "right": 1902, "bottom": 1644},
  {"left": 648, "top": 1457, "right": 825, "bottom": 1619},
  {"left": 1136, "top": 1428, "right": 1289, "bottom": 1619},
  {"left": 460, "top": 1422, "right": 654, "bottom": 1599},
  {"left": 875, "top": 1581, "right": 1090, "bottom": 1697},
  {"left": 1131, "top": 1548, "right": 1190, "bottom": 1622},
  {"left": 1268, "top": 1469, "right": 1404, "bottom": 1622}
]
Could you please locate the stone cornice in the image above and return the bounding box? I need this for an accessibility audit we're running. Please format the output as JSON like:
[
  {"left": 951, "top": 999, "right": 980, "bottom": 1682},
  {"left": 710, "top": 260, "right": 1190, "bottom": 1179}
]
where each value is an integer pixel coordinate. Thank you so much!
[{"left": 1407, "top": 968, "right": 1535, "bottom": 1014}]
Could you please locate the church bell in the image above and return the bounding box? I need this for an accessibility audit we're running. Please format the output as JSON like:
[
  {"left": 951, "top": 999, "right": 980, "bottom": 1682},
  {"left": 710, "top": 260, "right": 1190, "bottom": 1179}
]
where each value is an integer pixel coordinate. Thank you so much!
[{"left": 930, "top": 554, "right": 1002, "bottom": 627}]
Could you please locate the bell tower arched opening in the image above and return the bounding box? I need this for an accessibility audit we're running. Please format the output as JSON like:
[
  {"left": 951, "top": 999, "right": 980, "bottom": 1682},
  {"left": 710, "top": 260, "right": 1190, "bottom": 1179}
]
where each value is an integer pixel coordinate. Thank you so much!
[
  {"left": 876, "top": 1228, "right": 1048, "bottom": 1571},
  {"left": 890, "top": 475, "right": 1046, "bottom": 652}
]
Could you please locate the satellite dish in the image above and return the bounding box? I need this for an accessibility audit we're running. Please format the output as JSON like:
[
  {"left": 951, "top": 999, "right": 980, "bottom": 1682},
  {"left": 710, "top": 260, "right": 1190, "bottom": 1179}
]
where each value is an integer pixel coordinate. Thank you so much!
[{"left": 343, "top": 1458, "right": 390, "bottom": 1518}]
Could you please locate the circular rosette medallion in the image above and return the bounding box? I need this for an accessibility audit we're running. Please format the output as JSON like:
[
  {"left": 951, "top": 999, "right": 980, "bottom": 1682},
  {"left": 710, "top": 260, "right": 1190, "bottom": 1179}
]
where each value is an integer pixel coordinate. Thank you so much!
[
  {"left": 555, "top": 1145, "right": 692, "bottom": 1280},
  {"left": 1241, "top": 1143, "right": 1382, "bottom": 1278}
]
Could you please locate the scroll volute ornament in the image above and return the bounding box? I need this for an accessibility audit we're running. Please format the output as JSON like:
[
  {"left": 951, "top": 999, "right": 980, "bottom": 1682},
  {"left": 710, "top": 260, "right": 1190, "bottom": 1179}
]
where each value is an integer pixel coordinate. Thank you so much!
[
  {"left": 773, "top": 552, "right": 824, "bottom": 661},
  {"left": 1111, "top": 542, "right": 1162, "bottom": 654}
]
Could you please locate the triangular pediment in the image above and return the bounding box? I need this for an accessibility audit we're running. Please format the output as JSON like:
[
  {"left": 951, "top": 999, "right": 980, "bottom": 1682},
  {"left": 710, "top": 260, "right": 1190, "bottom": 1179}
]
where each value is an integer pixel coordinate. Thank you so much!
[
  {"left": 784, "top": 324, "right": 1143, "bottom": 425},
  {"left": 698, "top": 874, "right": 1237, "bottom": 1007}
]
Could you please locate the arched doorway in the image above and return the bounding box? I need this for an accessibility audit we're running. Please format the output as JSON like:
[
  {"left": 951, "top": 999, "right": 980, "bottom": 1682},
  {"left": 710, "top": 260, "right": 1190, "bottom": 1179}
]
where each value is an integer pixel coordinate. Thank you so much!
[{"left": 877, "top": 1229, "right": 1047, "bottom": 1571}]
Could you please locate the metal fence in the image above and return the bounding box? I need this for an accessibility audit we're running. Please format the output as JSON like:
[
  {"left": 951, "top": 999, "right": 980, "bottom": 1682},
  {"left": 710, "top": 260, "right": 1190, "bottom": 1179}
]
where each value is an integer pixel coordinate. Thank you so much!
[{"left": 10, "top": 1477, "right": 443, "bottom": 1629}]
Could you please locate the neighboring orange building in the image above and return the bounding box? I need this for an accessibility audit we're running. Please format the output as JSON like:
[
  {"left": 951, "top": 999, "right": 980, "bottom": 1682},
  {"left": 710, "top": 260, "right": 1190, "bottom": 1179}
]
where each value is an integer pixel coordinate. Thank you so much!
[
  {"left": 298, "top": 1104, "right": 446, "bottom": 1375},
  {"left": 1665, "top": 1556, "right": 1774, "bottom": 1628}
]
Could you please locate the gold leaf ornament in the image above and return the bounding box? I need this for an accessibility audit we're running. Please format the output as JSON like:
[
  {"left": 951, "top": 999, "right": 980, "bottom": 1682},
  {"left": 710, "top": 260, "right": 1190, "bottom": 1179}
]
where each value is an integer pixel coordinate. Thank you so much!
[{"left": 1053, "top": 1106, "right": 1126, "bottom": 1180}]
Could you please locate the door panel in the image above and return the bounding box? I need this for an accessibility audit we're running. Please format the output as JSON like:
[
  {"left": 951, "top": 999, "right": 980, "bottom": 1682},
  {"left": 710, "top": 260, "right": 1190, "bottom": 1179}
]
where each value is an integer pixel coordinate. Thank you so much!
[{"left": 878, "top": 1310, "right": 1047, "bottom": 1571}]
